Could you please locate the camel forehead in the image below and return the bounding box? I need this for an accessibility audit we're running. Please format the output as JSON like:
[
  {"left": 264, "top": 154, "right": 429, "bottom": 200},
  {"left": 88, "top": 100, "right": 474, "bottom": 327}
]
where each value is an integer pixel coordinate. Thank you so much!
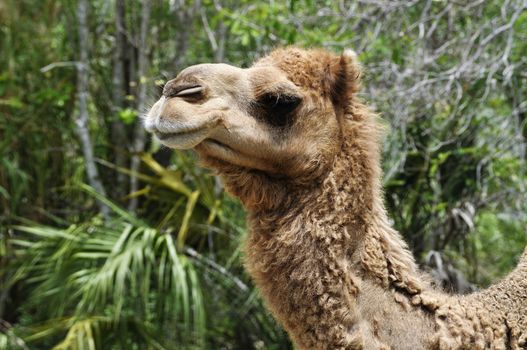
[
  {"left": 253, "top": 47, "right": 335, "bottom": 92},
  {"left": 177, "top": 63, "right": 244, "bottom": 87},
  {"left": 168, "top": 48, "right": 337, "bottom": 101}
]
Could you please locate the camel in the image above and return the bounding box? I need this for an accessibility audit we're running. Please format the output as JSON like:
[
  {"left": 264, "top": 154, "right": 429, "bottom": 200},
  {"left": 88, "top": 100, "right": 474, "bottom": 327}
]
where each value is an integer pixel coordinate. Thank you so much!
[{"left": 144, "top": 47, "right": 527, "bottom": 349}]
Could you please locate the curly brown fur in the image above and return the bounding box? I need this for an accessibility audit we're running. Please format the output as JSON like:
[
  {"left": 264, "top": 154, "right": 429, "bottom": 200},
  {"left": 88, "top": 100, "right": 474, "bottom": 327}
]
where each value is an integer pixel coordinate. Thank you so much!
[{"left": 145, "top": 47, "right": 527, "bottom": 349}]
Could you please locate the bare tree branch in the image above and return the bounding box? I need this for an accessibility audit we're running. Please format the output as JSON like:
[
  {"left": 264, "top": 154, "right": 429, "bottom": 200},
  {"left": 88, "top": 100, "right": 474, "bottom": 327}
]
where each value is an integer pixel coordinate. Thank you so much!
[{"left": 75, "top": 0, "right": 109, "bottom": 218}]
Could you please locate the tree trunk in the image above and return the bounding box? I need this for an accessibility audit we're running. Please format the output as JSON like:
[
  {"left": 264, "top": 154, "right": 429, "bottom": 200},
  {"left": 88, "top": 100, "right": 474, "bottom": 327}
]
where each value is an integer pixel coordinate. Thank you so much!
[
  {"left": 75, "top": 0, "right": 110, "bottom": 218},
  {"left": 128, "top": 0, "right": 151, "bottom": 212},
  {"left": 172, "top": 0, "right": 198, "bottom": 72},
  {"left": 213, "top": 0, "right": 226, "bottom": 63},
  {"left": 111, "top": 0, "right": 129, "bottom": 198}
]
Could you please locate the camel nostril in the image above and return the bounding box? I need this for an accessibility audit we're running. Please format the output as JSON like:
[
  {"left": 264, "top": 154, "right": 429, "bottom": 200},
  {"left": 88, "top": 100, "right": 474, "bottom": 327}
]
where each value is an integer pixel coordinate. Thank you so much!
[
  {"left": 163, "top": 82, "right": 203, "bottom": 98},
  {"left": 175, "top": 86, "right": 203, "bottom": 97}
]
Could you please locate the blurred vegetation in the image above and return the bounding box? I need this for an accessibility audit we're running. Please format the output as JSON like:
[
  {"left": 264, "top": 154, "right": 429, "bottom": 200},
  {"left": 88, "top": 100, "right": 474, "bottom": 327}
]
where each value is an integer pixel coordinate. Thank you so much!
[{"left": 1, "top": 0, "right": 526, "bottom": 349}]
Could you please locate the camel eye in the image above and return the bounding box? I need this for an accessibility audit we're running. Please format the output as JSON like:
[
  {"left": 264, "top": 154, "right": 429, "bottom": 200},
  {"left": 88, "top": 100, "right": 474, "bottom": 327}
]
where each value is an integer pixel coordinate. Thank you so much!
[{"left": 259, "top": 93, "right": 302, "bottom": 127}]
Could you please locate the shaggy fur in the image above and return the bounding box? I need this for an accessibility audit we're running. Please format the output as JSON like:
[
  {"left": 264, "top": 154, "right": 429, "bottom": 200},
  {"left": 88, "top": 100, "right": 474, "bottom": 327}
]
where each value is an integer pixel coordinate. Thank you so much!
[{"left": 145, "top": 47, "right": 527, "bottom": 349}]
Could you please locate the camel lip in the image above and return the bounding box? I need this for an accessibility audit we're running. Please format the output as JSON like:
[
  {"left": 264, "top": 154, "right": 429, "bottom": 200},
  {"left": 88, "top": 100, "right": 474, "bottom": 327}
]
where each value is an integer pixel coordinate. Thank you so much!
[
  {"left": 154, "top": 130, "right": 195, "bottom": 140},
  {"left": 154, "top": 128, "right": 210, "bottom": 149},
  {"left": 153, "top": 123, "right": 207, "bottom": 140}
]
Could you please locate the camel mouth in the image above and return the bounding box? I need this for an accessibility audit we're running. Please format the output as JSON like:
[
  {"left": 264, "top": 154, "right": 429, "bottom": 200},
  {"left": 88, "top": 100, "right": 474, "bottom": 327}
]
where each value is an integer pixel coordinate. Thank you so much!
[
  {"left": 154, "top": 128, "right": 210, "bottom": 149},
  {"left": 152, "top": 115, "right": 222, "bottom": 149},
  {"left": 199, "top": 138, "right": 279, "bottom": 173},
  {"left": 201, "top": 138, "right": 235, "bottom": 154}
]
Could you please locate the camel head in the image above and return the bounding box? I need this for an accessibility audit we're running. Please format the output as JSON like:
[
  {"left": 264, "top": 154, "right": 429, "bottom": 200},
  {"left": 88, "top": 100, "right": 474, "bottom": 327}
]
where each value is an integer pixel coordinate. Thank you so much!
[{"left": 145, "top": 48, "right": 364, "bottom": 208}]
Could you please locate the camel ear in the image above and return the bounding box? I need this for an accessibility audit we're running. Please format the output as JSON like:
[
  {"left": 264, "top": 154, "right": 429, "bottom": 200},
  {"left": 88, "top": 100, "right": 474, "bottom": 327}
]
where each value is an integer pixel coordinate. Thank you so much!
[{"left": 327, "top": 49, "right": 362, "bottom": 107}]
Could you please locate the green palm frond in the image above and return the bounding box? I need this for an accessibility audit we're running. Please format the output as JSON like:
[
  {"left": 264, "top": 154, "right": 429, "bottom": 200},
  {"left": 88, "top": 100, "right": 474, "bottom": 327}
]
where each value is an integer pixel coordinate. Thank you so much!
[
  {"left": 10, "top": 213, "right": 206, "bottom": 348},
  {"left": 5, "top": 157, "right": 286, "bottom": 349},
  {"left": 21, "top": 315, "right": 173, "bottom": 350}
]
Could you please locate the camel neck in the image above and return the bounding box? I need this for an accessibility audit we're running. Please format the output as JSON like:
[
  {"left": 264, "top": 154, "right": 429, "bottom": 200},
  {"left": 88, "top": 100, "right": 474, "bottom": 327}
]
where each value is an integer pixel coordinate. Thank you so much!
[
  {"left": 246, "top": 158, "right": 425, "bottom": 295},
  {"left": 246, "top": 118, "right": 426, "bottom": 293},
  {"left": 242, "top": 131, "right": 430, "bottom": 348}
]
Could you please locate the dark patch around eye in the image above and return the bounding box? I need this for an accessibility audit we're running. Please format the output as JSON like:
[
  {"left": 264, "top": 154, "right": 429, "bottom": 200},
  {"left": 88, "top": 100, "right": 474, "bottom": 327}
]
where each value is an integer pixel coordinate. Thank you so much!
[{"left": 255, "top": 93, "right": 302, "bottom": 127}]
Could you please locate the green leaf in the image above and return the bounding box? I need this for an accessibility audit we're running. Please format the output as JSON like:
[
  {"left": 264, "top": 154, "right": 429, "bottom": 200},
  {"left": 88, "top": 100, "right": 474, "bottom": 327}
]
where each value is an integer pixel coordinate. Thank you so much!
[{"left": 118, "top": 108, "right": 137, "bottom": 124}]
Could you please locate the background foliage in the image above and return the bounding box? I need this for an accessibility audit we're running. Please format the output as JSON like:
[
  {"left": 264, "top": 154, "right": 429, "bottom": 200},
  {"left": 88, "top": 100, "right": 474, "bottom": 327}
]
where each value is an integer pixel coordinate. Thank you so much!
[{"left": 1, "top": 0, "right": 526, "bottom": 349}]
